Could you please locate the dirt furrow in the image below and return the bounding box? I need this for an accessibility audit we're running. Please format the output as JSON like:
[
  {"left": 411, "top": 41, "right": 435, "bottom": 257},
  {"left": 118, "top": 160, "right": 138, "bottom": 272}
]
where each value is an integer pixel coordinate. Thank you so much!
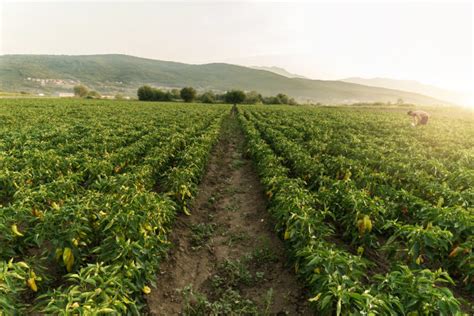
[{"left": 146, "top": 113, "right": 311, "bottom": 315}]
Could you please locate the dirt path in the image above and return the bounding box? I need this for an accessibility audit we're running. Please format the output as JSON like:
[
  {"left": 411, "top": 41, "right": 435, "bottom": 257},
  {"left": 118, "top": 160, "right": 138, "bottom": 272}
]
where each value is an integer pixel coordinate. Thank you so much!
[{"left": 146, "top": 113, "right": 312, "bottom": 315}]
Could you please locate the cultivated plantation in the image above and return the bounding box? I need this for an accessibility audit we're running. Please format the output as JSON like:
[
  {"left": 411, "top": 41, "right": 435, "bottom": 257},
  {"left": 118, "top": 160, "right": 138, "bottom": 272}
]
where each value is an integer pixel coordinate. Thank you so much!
[
  {"left": 0, "top": 99, "right": 473, "bottom": 314},
  {"left": 0, "top": 99, "right": 228, "bottom": 313},
  {"left": 239, "top": 105, "right": 473, "bottom": 314}
]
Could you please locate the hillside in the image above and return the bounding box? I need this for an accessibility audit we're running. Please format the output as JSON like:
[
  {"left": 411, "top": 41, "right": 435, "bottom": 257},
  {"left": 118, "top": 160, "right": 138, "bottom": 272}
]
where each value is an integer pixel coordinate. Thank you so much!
[
  {"left": 342, "top": 77, "right": 465, "bottom": 106},
  {"left": 0, "top": 54, "right": 446, "bottom": 104},
  {"left": 250, "top": 66, "right": 308, "bottom": 79}
]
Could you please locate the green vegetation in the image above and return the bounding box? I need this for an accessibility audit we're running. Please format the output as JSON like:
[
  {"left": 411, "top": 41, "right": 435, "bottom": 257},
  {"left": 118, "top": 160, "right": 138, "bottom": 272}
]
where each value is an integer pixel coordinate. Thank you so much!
[
  {"left": 182, "top": 250, "right": 276, "bottom": 315},
  {"left": 0, "top": 98, "right": 228, "bottom": 314},
  {"left": 0, "top": 91, "right": 31, "bottom": 97},
  {"left": 73, "top": 85, "right": 101, "bottom": 99},
  {"left": 137, "top": 85, "right": 174, "bottom": 101},
  {"left": 190, "top": 223, "right": 216, "bottom": 250},
  {"left": 199, "top": 91, "right": 216, "bottom": 104},
  {"left": 238, "top": 104, "right": 473, "bottom": 314},
  {"left": 0, "top": 54, "right": 445, "bottom": 104},
  {"left": 137, "top": 85, "right": 297, "bottom": 105},
  {"left": 224, "top": 90, "right": 246, "bottom": 106},
  {"left": 0, "top": 97, "right": 472, "bottom": 314},
  {"left": 73, "top": 85, "right": 88, "bottom": 97},
  {"left": 180, "top": 87, "right": 197, "bottom": 103}
]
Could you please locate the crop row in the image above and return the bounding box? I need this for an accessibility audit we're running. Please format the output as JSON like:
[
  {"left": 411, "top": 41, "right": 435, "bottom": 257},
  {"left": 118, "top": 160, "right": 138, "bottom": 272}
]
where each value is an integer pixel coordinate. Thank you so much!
[
  {"left": 243, "top": 108, "right": 474, "bottom": 290},
  {"left": 238, "top": 106, "right": 467, "bottom": 315},
  {"left": 248, "top": 108, "right": 473, "bottom": 208},
  {"left": 0, "top": 99, "right": 228, "bottom": 314}
]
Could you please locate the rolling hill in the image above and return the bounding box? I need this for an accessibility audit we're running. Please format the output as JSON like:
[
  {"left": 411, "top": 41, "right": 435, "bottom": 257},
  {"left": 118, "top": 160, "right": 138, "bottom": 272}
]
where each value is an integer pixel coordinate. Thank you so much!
[
  {"left": 0, "top": 54, "right": 447, "bottom": 104},
  {"left": 250, "top": 66, "right": 308, "bottom": 79},
  {"left": 342, "top": 77, "right": 466, "bottom": 106}
]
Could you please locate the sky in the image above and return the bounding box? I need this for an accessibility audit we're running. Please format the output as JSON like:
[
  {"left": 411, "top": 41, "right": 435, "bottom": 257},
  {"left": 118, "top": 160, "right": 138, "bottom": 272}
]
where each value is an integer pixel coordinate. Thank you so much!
[{"left": 1, "top": 0, "right": 473, "bottom": 99}]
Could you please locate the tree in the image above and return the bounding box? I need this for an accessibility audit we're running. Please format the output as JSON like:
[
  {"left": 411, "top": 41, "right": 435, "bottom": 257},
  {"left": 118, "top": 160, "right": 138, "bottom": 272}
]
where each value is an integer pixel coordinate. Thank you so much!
[
  {"left": 87, "top": 90, "right": 101, "bottom": 99},
  {"left": 137, "top": 85, "right": 154, "bottom": 101},
  {"left": 262, "top": 96, "right": 278, "bottom": 104},
  {"left": 138, "top": 86, "right": 174, "bottom": 101},
  {"left": 152, "top": 88, "right": 165, "bottom": 101},
  {"left": 244, "top": 91, "right": 262, "bottom": 104},
  {"left": 224, "top": 90, "right": 246, "bottom": 105},
  {"left": 200, "top": 91, "right": 215, "bottom": 104},
  {"left": 170, "top": 89, "right": 181, "bottom": 100},
  {"left": 180, "top": 87, "right": 196, "bottom": 103},
  {"left": 288, "top": 97, "right": 298, "bottom": 105},
  {"left": 276, "top": 93, "right": 289, "bottom": 105},
  {"left": 163, "top": 91, "right": 173, "bottom": 101},
  {"left": 73, "top": 85, "right": 89, "bottom": 97},
  {"left": 214, "top": 93, "right": 226, "bottom": 103}
]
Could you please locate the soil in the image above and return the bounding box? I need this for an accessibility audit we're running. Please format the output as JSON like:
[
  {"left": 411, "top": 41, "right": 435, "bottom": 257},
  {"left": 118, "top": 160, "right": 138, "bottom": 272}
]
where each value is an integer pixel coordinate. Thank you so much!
[{"left": 146, "top": 113, "right": 312, "bottom": 315}]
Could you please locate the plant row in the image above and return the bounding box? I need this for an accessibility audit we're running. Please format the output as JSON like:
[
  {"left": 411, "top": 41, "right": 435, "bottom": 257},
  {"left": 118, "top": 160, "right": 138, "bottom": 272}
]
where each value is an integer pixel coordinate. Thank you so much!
[
  {"left": 0, "top": 99, "right": 228, "bottom": 314},
  {"left": 238, "top": 107, "right": 466, "bottom": 315},
  {"left": 244, "top": 109, "right": 473, "bottom": 290}
]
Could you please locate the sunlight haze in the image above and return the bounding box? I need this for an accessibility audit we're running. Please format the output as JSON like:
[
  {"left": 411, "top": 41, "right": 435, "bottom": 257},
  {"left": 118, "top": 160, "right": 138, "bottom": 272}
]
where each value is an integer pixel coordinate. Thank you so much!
[
  {"left": 1, "top": 2, "right": 474, "bottom": 314},
  {"left": 1, "top": 0, "right": 472, "bottom": 104}
]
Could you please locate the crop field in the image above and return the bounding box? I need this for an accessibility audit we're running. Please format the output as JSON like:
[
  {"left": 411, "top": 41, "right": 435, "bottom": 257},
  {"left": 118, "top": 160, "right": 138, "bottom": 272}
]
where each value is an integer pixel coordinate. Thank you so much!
[
  {"left": 0, "top": 99, "right": 473, "bottom": 315},
  {"left": 0, "top": 99, "right": 228, "bottom": 313},
  {"left": 239, "top": 105, "right": 473, "bottom": 314}
]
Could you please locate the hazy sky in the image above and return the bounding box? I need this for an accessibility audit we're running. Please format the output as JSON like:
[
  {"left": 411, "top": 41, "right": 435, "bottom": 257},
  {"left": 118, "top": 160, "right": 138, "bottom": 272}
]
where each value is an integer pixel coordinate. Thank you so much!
[{"left": 1, "top": 0, "right": 472, "bottom": 94}]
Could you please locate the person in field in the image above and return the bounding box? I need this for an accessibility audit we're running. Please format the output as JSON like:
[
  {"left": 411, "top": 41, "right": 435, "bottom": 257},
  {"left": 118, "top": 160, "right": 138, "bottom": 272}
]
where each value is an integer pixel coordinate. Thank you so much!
[{"left": 407, "top": 110, "right": 429, "bottom": 126}]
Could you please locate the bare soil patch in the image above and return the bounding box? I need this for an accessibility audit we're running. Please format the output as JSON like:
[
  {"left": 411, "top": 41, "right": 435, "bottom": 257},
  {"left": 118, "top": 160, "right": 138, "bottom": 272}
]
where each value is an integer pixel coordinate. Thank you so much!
[{"left": 146, "top": 113, "right": 312, "bottom": 315}]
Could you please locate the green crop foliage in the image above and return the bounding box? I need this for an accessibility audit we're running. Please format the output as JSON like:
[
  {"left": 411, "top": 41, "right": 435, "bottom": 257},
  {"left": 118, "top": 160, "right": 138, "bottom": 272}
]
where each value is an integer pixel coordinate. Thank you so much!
[
  {"left": 0, "top": 98, "right": 228, "bottom": 314},
  {"left": 238, "top": 104, "right": 473, "bottom": 315},
  {"left": 1, "top": 98, "right": 472, "bottom": 314}
]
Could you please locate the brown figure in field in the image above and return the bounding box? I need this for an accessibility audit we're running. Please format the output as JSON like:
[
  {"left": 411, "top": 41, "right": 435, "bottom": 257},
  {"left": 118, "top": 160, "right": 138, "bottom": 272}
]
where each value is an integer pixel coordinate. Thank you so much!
[{"left": 407, "top": 110, "right": 429, "bottom": 126}]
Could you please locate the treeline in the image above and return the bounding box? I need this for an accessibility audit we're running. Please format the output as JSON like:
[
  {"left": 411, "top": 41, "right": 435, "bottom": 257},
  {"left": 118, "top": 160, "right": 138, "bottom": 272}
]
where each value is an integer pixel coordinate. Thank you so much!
[
  {"left": 73, "top": 85, "right": 126, "bottom": 100},
  {"left": 73, "top": 85, "right": 101, "bottom": 99},
  {"left": 137, "top": 85, "right": 298, "bottom": 105},
  {"left": 137, "top": 86, "right": 183, "bottom": 102}
]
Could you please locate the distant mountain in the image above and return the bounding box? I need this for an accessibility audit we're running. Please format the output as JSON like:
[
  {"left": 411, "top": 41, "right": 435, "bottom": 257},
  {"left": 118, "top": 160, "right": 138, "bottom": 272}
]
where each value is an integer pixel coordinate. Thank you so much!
[
  {"left": 0, "top": 54, "right": 446, "bottom": 105},
  {"left": 341, "top": 77, "right": 465, "bottom": 105},
  {"left": 250, "top": 66, "right": 308, "bottom": 79}
]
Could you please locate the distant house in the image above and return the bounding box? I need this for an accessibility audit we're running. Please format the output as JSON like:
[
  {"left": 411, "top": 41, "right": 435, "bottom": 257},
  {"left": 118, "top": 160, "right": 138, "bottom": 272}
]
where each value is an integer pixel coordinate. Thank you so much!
[{"left": 58, "top": 92, "right": 74, "bottom": 97}]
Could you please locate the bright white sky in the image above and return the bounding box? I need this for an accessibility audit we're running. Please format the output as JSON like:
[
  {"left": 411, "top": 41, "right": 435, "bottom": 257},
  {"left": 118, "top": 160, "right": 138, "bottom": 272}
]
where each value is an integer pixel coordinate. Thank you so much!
[{"left": 1, "top": 0, "right": 473, "bottom": 97}]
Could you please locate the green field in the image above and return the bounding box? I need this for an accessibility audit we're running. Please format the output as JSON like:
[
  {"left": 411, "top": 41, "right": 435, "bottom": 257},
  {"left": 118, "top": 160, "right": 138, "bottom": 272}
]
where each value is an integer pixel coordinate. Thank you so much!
[
  {"left": 0, "top": 99, "right": 473, "bottom": 314},
  {"left": 239, "top": 105, "right": 473, "bottom": 314},
  {"left": 0, "top": 99, "right": 228, "bottom": 313}
]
